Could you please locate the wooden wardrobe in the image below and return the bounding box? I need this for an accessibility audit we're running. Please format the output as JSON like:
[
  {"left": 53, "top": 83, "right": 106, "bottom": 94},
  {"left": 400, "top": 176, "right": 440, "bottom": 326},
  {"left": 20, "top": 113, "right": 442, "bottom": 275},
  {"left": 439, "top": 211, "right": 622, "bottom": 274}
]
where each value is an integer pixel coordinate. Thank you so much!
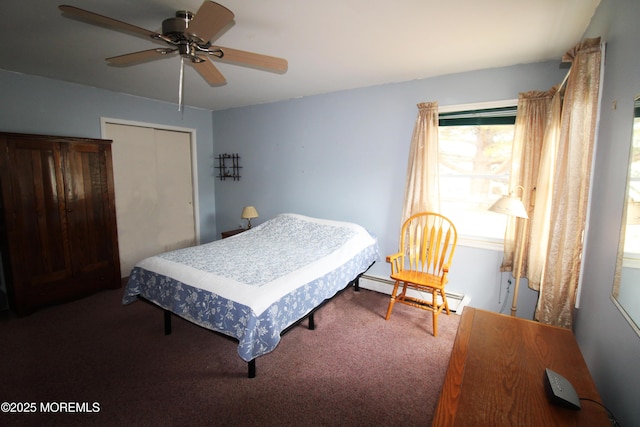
[{"left": 0, "top": 132, "right": 121, "bottom": 315}]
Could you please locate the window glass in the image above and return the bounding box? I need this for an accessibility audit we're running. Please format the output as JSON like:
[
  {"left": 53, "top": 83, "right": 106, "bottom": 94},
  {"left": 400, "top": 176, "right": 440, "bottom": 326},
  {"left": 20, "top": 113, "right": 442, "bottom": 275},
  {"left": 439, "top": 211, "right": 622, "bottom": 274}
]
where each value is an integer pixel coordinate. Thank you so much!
[{"left": 438, "top": 106, "right": 516, "bottom": 242}]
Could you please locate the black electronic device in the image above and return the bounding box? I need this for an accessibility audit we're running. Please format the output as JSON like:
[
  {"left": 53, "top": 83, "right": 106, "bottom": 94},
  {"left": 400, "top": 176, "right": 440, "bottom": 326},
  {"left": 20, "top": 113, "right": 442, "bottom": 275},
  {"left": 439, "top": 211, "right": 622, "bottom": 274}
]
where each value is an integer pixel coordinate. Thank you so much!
[{"left": 544, "top": 368, "right": 581, "bottom": 410}]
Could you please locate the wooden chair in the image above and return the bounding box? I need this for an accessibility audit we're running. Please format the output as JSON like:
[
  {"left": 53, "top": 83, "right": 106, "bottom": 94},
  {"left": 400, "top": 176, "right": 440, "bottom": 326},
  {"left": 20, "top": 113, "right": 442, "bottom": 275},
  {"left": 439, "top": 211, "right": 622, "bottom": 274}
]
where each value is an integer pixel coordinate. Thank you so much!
[{"left": 385, "top": 212, "right": 458, "bottom": 336}]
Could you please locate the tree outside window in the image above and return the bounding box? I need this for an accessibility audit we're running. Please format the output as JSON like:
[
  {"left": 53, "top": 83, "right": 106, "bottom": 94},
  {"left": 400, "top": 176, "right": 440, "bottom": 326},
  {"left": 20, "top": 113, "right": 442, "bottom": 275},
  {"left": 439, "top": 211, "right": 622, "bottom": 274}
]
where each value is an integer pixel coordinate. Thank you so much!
[{"left": 438, "top": 107, "right": 516, "bottom": 242}]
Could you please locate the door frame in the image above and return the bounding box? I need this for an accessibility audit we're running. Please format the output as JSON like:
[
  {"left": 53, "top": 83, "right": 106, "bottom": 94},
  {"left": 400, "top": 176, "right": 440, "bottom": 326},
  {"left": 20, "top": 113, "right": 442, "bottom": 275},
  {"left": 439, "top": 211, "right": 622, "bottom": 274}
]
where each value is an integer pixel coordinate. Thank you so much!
[{"left": 99, "top": 117, "right": 200, "bottom": 244}]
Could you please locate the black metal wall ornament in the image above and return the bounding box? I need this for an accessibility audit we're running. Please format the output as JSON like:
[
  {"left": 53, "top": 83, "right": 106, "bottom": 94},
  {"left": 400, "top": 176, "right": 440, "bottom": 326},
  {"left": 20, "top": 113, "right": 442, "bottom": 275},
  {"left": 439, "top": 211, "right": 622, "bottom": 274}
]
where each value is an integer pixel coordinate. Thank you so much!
[{"left": 215, "top": 153, "right": 241, "bottom": 180}]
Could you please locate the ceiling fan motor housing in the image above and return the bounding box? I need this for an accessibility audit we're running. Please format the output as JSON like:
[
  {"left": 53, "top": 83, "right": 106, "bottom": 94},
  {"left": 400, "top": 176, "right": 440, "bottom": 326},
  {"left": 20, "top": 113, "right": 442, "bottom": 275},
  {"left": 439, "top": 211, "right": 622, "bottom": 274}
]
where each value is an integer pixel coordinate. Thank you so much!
[
  {"left": 162, "top": 11, "right": 197, "bottom": 42},
  {"left": 162, "top": 10, "right": 212, "bottom": 62}
]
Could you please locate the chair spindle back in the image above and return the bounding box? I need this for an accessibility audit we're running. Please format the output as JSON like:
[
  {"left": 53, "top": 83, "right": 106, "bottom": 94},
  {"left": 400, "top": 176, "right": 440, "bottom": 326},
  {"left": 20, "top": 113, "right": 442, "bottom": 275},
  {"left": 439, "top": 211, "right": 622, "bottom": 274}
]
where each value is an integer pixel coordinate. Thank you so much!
[{"left": 400, "top": 212, "right": 457, "bottom": 276}]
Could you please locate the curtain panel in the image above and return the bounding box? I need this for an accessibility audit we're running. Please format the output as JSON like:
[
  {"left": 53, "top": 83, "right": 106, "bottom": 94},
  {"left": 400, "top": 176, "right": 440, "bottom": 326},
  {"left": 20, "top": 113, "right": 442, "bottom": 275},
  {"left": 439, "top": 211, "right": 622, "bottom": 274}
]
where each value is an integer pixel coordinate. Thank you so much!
[
  {"left": 401, "top": 102, "right": 440, "bottom": 224},
  {"left": 535, "top": 37, "right": 602, "bottom": 328},
  {"left": 528, "top": 90, "right": 563, "bottom": 291},
  {"left": 501, "top": 90, "right": 555, "bottom": 276}
]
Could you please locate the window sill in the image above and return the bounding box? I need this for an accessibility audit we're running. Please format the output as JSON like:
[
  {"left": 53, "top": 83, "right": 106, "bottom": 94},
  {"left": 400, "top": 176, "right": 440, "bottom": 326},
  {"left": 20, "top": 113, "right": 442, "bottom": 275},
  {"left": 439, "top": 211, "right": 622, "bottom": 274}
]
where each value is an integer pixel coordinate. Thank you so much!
[
  {"left": 457, "top": 236, "right": 504, "bottom": 252},
  {"left": 622, "top": 255, "right": 640, "bottom": 269}
]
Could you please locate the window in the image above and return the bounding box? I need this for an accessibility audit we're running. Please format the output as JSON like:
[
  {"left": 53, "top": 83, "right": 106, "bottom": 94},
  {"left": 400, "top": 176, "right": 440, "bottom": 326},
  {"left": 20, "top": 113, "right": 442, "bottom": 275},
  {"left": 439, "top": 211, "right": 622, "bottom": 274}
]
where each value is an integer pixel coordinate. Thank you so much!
[{"left": 438, "top": 102, "right": 517, "bottom": 245}]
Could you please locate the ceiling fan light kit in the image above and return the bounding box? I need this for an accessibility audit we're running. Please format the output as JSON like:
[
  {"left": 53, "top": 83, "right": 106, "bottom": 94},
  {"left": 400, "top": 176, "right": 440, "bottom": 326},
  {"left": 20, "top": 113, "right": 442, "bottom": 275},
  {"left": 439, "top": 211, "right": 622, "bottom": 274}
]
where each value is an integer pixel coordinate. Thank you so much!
[{"left": 58, "top": 1, "right": 287, "bottom": 109}]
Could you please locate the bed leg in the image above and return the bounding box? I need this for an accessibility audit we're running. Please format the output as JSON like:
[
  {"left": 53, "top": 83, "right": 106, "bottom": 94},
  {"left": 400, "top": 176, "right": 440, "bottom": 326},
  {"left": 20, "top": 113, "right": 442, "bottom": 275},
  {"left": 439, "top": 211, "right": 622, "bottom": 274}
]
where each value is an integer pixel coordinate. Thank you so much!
[
  {"left": 308, "top": 312, "right": 315, "bottom": 330},
  {"left": 164, "top": 310, "right": 172, "bottom": 335},
  {"left": 248, "top": 360, "right": 256, "bottom": 378},
  {"left": 354, "top": 277, "right": 360, "bottom": 292}
]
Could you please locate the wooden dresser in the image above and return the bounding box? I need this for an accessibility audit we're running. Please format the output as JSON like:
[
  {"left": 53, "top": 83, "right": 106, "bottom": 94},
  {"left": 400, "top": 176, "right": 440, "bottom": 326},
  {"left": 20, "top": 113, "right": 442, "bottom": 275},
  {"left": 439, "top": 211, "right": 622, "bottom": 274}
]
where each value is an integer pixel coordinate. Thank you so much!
[
  {"left": 432, "top": 307, "right": 610, "bottom": 426},
  {"left": 0, "top": 132, "right": 121, "bottom": 315}
]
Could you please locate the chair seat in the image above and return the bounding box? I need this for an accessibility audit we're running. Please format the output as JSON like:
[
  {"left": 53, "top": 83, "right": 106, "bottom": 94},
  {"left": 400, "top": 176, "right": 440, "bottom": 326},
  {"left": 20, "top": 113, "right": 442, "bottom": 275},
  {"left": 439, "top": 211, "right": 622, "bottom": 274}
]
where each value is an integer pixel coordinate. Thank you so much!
[{"left": 390, "top": 270, "right": 446, "bottom": 290}]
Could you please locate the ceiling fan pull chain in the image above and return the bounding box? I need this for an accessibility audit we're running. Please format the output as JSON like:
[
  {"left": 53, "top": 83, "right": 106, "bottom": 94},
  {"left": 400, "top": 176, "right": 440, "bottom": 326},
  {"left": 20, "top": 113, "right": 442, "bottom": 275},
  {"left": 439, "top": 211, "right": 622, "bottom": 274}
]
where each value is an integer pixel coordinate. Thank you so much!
[{"left": 178, "top": 57, "right": 185, "bottom": 111}]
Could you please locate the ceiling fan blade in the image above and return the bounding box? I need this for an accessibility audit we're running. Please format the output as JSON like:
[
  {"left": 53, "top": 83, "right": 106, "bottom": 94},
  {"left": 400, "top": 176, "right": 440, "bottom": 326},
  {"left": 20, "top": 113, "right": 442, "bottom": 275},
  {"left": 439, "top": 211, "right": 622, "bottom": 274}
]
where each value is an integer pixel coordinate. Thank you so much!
[
  {"left": 107, "top": 49, "right": 176, "bottom": 66},
  {"left": 190, "top": 58, "right": 226, "bottom": 86},
  {"left": 212, "top": 46, "right": 288, "bottom": 74},
  {"left": 188, "top": 1, "right": 235, "bottom": 43},
  {"left": 59, "top": 5, "right": 159, "bottom": 40}
]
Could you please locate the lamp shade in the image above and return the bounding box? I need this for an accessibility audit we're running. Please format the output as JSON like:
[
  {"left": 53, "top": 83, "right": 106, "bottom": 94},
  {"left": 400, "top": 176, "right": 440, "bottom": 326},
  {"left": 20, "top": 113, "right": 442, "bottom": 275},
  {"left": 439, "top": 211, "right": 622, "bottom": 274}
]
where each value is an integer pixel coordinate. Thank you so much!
[
  {"left": 489, "top": 195, "right": 528, "bottom": 219},
  {"left": 241, "top": 206, "right": 259, "bottom": 219}
]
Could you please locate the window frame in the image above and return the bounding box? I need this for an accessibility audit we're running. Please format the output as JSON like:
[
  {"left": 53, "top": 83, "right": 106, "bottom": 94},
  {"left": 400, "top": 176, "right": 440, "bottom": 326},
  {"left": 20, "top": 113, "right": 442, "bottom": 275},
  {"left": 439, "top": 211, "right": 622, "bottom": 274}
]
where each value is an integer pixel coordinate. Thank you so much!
[{"left": 437, "top": 100, "right": 518, "bottom": 250}]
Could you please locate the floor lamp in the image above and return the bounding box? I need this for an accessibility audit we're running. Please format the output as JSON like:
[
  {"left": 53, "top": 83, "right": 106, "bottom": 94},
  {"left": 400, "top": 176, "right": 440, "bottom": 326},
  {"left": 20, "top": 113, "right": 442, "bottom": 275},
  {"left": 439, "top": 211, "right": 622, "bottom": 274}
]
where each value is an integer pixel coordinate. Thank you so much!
[{"left": 489, "top": 188, "right": 529, "bottom": 317}]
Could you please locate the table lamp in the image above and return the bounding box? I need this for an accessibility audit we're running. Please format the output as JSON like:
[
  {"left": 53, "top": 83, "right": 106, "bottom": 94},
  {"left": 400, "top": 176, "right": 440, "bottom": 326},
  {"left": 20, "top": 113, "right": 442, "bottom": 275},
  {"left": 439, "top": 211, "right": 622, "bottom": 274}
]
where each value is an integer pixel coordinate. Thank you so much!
[{"left": 241, "top": 206, "right": 259, "bottom": 229}]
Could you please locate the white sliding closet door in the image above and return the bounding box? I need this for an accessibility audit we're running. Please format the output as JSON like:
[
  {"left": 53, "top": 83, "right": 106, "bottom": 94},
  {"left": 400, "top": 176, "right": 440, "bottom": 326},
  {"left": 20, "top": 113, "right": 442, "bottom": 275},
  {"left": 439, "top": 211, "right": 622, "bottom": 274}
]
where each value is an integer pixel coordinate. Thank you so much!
[{"left": 105, "top": 122, "right": 195, "bottom": 277}]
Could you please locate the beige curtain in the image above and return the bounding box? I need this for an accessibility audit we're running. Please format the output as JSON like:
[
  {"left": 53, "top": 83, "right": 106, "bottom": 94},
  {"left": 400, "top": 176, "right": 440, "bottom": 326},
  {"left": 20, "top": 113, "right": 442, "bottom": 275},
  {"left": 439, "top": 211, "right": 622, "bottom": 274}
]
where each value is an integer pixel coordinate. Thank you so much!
[
  {"left": 535, "top": 38, "right": 602, "bottom": 328},
  {"left": 401, "top": 102, "right": 440, "bottom": 223},
  {"left": 528, "top": 90, "right": 562, "bottom": 290},
  {"left": 501, "top": 90, "right": 554, "bottom": 275}
]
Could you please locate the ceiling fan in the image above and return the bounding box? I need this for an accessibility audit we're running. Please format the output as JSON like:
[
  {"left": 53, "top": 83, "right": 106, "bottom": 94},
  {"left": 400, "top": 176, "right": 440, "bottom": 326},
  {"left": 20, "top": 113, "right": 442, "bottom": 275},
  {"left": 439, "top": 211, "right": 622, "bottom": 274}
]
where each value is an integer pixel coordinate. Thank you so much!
[{"left": 58, "top": 1, "right": 288, "bottom": 107}]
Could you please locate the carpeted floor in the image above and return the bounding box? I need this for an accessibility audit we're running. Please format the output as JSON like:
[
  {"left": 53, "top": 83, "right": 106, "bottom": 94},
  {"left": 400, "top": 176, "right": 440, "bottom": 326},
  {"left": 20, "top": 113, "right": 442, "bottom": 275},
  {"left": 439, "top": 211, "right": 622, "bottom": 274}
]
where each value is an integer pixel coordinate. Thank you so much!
[{"left": 0, "top": 287, "right": 460, "bottom": 426}]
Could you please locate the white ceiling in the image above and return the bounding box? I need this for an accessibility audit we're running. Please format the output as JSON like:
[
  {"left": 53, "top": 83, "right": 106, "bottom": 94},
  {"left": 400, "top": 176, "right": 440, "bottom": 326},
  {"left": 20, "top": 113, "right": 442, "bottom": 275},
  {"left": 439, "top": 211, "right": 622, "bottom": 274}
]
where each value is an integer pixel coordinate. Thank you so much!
[{"left": 0, "top": 0, "right": 600, "bottom": 111}]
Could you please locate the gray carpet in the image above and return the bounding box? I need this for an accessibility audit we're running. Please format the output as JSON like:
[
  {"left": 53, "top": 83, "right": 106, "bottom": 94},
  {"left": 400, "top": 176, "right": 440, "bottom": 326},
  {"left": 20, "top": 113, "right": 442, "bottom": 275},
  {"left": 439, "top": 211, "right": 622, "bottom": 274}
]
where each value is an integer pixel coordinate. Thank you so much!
[{"left": 0, "top": 286, "right": 460, "bottom": 426}]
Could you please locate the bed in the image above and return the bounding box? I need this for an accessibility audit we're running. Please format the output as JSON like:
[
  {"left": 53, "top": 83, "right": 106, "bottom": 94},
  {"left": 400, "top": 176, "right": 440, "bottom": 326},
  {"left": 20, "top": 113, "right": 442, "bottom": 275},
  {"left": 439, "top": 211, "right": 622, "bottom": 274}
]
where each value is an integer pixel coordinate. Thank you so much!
[{"left": 122, "top": 213, "right": 379, "bottom": 377}]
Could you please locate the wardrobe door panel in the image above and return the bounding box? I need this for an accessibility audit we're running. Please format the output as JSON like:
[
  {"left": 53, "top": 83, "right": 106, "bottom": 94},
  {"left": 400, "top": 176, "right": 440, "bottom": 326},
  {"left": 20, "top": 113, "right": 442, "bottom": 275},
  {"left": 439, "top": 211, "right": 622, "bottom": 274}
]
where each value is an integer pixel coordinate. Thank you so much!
[
  {"left": 63, "top": 142, "right": 119, "bottom": 286},
  {"left": 7, "top": 139, "right": 71, "bottom": 281}
]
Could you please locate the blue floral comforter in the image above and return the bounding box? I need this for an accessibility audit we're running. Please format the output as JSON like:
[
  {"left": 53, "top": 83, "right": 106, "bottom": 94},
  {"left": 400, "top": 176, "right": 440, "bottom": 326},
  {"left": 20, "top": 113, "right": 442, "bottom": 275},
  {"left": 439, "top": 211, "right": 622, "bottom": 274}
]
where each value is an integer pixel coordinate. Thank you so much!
[{"left": 123, "top": 213, "right": 379, "bottom": 362}]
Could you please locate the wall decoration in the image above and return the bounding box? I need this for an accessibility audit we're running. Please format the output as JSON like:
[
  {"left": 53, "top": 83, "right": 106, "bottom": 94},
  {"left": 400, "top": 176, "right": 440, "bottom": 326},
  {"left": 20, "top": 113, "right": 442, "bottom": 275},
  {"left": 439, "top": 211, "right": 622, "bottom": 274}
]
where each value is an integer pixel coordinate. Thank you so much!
[{"left": 216, "top": 153, "right": 241, "bottom": 181}]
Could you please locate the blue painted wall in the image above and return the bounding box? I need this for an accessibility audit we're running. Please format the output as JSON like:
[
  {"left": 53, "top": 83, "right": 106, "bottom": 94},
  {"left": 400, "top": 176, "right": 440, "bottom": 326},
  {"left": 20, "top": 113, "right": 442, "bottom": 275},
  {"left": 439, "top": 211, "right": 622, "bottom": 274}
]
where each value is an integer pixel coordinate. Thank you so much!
[
  {"left": 212, "top": 60, "right": 566, "bottom": 318},
  {"left": 576, "top": 0, "right": 640, "bottom": 425},
  {"left": 0, "top": 70, "right": 218, "bottom": 243}
]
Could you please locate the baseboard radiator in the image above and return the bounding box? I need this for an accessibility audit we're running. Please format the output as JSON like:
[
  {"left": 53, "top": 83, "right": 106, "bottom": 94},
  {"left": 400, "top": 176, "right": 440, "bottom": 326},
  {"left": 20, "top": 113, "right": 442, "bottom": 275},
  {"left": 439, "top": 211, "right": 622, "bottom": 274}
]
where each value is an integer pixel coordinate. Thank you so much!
[{"left": 359, "top": 274, "right": 471, "bottom": 314}]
